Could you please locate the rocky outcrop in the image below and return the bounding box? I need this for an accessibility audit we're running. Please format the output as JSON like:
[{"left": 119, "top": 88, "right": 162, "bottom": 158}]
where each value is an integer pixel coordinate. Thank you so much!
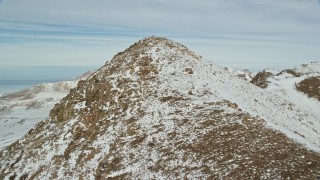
[
  {"left": 250, "top": 70, "right": 273, "bottom": 88},
  {"left": 277, "top": 69, "right": 301, "bottom": 77}
]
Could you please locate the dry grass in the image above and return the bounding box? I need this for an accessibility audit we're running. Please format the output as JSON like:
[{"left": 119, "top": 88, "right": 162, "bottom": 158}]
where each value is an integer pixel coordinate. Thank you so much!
[
  {"left": 130, "top": 134, "right": 147, "bottom": 147},
  {"left": 160, "top": 96, "right": 189, "bottom": 102},
  {"left": 296, "top": 76, "right": 320, "bottom": 101},
  {"left": 174, "top": 115, "right": 320, "bottom": 178},
  {"left": 29, "top": 166, "right": 46, "bottom": 180}
]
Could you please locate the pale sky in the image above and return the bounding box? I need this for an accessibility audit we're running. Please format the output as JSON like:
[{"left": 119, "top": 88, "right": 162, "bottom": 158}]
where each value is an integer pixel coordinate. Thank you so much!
[{"left": 0, "top": 0, "right": 320, "bottom": 79}]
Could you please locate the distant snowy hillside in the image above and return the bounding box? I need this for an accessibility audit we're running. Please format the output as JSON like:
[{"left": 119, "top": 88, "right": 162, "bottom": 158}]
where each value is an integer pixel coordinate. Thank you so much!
[
  {"left": 0, "top": 71, "right": 94, "bottom": 150},
  {"left": 0, "top": 81, "right": 77, "bottom": 149},
  {"left": 294, "top": 61, "right": 320, "bottom": 75},
  {"left": 0, "top": 37, "right": 319, "bottom": 179}
]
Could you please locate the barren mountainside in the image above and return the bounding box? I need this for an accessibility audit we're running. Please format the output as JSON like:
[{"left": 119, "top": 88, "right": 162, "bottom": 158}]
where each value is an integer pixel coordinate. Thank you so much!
[
  {"left": 1, "top": 37, "right": 320, "bottom": 179},
  {"left": 0, "top": 81, "right": 78, "bottom": 150}
]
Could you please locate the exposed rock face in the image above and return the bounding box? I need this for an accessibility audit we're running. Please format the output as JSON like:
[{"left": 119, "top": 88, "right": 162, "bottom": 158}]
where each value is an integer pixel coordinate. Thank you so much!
[
  {"left": 296, "top": 76, "right": 320, "bottom": 101},
  {"left": 250, "top": 70, "right": 273, "bottom": 88},
  {"left": 277, "top": 69, "right": 301, "bottom": 77},
  {"left": 1, "top": 37, "right": 320, "bottom": 179}
]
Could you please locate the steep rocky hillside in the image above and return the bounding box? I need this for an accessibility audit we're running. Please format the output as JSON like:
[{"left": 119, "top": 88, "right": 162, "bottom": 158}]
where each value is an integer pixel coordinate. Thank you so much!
[
  {"left": 0, "top": 71, "right": 93, "bottom": 150},
  {"left": 1, "top": 37, "right": 320, "bottom": 179},
  {"left": 0, "top": 81, "right": 77, "bottom": 150}
]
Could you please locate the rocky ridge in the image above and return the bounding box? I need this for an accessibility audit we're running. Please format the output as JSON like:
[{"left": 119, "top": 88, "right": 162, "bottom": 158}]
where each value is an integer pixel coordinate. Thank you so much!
[
  {"left": 1, "top": 37, "right": 320, "bottom": 179},
  {"left": 251, "top": 62, "right": 320, "bottom": 102}
]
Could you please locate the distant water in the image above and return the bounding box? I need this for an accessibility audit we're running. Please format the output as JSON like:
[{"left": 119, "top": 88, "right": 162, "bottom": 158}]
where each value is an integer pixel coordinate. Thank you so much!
[{"left": 0, "top": 80, "right": 63, "bottom": 97}]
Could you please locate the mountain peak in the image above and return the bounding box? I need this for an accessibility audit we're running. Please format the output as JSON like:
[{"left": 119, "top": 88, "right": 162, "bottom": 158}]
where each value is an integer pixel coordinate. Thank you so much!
[
  {"left": 108, "top": 36, "right": 200, "bottom": 66},
  {"left": 47, "top": 37, "right": 202, "bottom": 123},
  {"left": 137, "top": 36, "right": 171, "bottom": 44},
  {"left": 131, "top": 36, "right": 183, "bottom": 48},
  {"left": 1, "top": 37, "right": 320, "bottom": 179}
]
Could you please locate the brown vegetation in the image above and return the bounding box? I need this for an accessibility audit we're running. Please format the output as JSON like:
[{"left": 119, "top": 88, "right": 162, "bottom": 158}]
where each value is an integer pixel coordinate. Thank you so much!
[
  {"left": 1, "top": 37, "right": 320, "bottom": 179},
  {"left": 296, "top": 76, "right": 320, "bottom": 101},
  {"left": 250, "top": 70, "right": 273, "bottom": 88},
  {"left": 277, "top": 69, "right": 301, "bottom": 77}
]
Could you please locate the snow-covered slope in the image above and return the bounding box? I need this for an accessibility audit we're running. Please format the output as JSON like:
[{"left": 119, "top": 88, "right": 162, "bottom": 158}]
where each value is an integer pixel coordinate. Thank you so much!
[
  {"left": 249, "top": 62, "right": 320, "bottom": 148},
  {"left": 221, "top": 63, "right": 320, "bottom": 152},
  {"left": 267, "top": 68, "right": 320, "bottom": 116},
  {"left": 294, "top": 61, "right": 320, "bottom": 74},
  {"left": 1, "top": 37, "right": 320, "bottom": 179}
]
